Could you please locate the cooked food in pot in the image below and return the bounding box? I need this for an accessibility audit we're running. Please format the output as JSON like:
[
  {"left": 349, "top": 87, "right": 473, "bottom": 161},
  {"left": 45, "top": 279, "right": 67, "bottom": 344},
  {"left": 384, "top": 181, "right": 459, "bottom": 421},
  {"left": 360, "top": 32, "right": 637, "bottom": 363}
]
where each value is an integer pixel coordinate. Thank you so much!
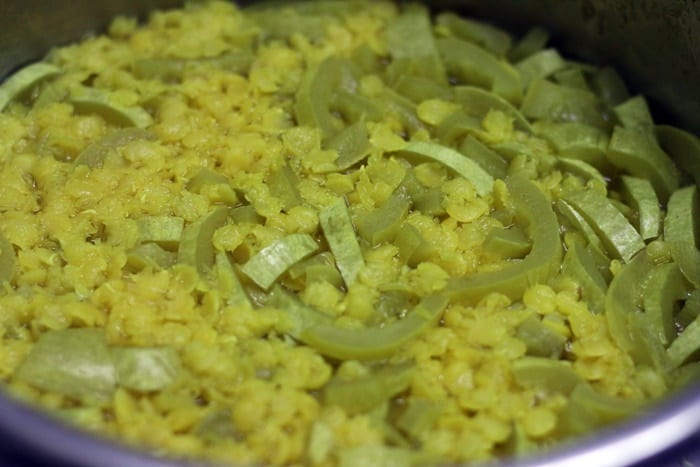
[{"left": 1, "top": 1, "right": 699, "bottom": 465}]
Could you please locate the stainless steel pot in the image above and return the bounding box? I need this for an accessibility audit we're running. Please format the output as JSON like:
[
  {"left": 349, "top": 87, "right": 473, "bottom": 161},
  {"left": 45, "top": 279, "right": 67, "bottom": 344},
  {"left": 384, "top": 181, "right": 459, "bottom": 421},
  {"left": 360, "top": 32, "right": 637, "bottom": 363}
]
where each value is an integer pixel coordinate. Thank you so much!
[{"left": 0, "top": 1, "right": 699, "bottom": 466}]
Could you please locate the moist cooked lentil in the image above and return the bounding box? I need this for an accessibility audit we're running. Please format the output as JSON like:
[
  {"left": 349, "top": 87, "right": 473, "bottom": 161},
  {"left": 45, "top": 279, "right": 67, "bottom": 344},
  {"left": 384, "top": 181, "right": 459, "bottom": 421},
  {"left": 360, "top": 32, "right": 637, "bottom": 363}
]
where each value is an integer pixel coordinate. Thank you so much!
[{"left": 0, "top": 1, "right": 699, "bottom": 465}]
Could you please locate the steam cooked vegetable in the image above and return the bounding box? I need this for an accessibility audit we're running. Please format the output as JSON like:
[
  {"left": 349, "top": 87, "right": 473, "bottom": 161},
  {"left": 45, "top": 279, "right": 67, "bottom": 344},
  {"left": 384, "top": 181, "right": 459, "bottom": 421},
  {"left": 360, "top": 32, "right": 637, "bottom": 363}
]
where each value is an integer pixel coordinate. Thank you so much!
[{"left": 1, "top": 1, "right": 699, "bottom": 466}]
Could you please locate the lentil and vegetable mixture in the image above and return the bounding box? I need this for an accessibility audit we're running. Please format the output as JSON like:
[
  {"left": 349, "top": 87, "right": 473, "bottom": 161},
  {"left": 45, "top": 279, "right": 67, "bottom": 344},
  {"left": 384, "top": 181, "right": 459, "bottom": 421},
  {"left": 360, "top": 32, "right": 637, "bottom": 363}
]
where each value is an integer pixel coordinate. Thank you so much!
[{"left": 1, "top": 1, "right": 700, "bottom": 465}]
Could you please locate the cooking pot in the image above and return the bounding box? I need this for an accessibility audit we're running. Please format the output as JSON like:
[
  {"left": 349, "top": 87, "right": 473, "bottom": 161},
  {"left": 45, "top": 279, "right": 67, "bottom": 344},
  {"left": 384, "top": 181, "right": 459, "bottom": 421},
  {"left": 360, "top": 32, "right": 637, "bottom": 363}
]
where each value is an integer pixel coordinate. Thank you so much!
[{"left": 0, "top": 1, "right": 699, "bottom": 466}]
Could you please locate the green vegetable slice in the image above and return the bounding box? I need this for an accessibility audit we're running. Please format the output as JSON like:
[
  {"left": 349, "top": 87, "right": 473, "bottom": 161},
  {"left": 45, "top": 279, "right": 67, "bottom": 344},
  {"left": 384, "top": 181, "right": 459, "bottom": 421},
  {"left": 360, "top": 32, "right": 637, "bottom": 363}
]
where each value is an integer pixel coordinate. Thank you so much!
[
  {"left": 557, "top": 158, "right": 607, "bottom": 186},
  {"left": 395, "top": 398, "right": 443, "bottom": 442},
  {"left": 323, "top": 363, "right": 413, "bottom": 414},
  {"left": 458, "top": 135, "right": 508, "bottom": 179},
  {"left": 445, "top": 174, "right": 562, "bottom": 303},
  {"left": 216, "top": 252, "right": 252, "bottom": 308},
  {"left": 395, "top": 223, "right": 435, "bottom": 267},
  {"left": 656, "top": 125, "right": 700, "bottom": 189},
  {"left": 288, "top": 252, "right": 344, "bottom": 289},
  {"left": 590, "top": 67, "right": 629, "bottom": 106},
  {"left": 272, "top": 288, "right": 448, "bottom": 361},
  {"left": 69, "top": 86, "right": 153, "bottom": 128},
  {"left": 521, "top": 79, "right": 612, "bottom": 131},
  {"left": 320, "top": 197, "right": 365, "bottom": 287},
  {"left": 511, "top": 356, "right": 581, "bottom": 395},
  {"left": 435, "top": 111, "right": 482, "bottom": 146},
  {"left": 562, "top": 239, "right": 607, "bottom": 314},
  {"left": 74, "top": 128, "right": 156, "bottom": 168},
  {"left": 515, "top": 49, "right": 567, "bottom": 88},
  {"left": 126, "top": 242, "right": 177, "bottom": 271},
  {"left": 453, "top": 86, "right": 533, "bottom": 133},
  {"left": 562, "top": 189, "right": 645, "bottom": 262},
  {"left": 677, "top": 289, "right": 700, "bottom": 330},
  {"left": 0, "top": 231, "right": 15, "bottom": 283},
  {"left": 534, "top": 121, "right": 610, "bottom": 169},
  {"left": 436, "top": 12, "right": 511, "bottom": 57},
  {"left": 178, "top": 207, "right": 230, "bottom": 276},
  {"left": 643, "top": 262, "right": 690, "bottom": 346},
  {"left": 137, "top": 216, "right": 185, "bottom": 250},
  {"left": 331, "top": 89, "right": 383, "bottom": 123},
  {"left": 0, "top": 62, "right": 61, "bottom": 111},
  {"left": 111, "top": 347, "right": 180, "bottom": 392},
  {"left": 515, "top": 314, "right": 566, "bottom": 358},
  {"left": 323, "top": 122, "right": 372, "bottom": 171},
  {"left": 614, "top": 96, "right": 655, "bottom": 136},
  {"left": 561, "top": 383, "right": 641, "bottom": 435},
  {"left": 240, "top": 233, "right": 319, "bottom": 290},
  {"left": 483, "top": 226, "right": 531, "bottom": 259},
  {"left": 268, "top": 165, "right": 302, "bottom": 211},
  {"left": 620, "top": 175, "right": 661, "bottom": 240},
  {"left": 555, "top": 199, "right": 606, "bottom": 253},
  {"left": 14, "top": 328, "right": 116, "bottom": 402},
  {"left": 664, "top": 185, "right": 700, "bottom": 288},
  {"left": 393, "top": 75, "right": 453, "bottom": 103},
  {"left": 355, "top": 188, "right": 412, "bottom": 246},
  {"left": 668, "top": 313, "right": 700, "bottom": 368},
  {"left": 437, "top": 37, "right": 522, "bottom": 104},
  {"left": 398, "top": 141, "right": 494, "bottom": 196},
  {"left": 508, "top": 27, "right": 549, "bottom": 62},
  {"left": 386, "top": 3, "right": 447, "bottom": 85},
  {"left": 132, "top": 51, "right": 254, "bottom": 81},
  {"left": 294, "top": 57, "right": 346, "bottom": 136},
  {"left": 607, "top": 125, "right": 680, "bottom": 202}
]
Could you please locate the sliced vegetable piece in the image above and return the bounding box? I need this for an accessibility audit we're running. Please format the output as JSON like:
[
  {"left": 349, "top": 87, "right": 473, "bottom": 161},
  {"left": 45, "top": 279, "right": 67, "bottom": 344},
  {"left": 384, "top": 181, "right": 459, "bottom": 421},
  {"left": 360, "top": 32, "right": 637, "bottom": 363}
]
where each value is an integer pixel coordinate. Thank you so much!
[
  {"left": 395, "top": 223, "right": 434, "bottom": 267},
  {"left": 111, "top": 347, "right": 180, "bottom": 392},
  {"left": 555, "top": 199, "right": 605, "bottom": 253},
  {"left": 562, "top": 240, "right": 608, "bottom": 314},
  {"left": 435, "top": 110, "right": 482, "bottom": 145},
  {"left": 453, "top": 86, "right": 533, "bottom": 133},
  {"left": 294, "top": 57, "right": 345, "bottom": 136},
  {"left": 132, "top": 51, "right": 254, "bottom": 81},
  {"left": 508, "top": 27, "right": 549, "bottom": 62},
  {"left": 186, "top": 168, "right": 229, "bottom": 192},
  {"left": 0, "top": 62, "right": 61, "bottom": 111},
  {"left": 137, "top": 216, "right": 184, "bottom": 250},
  {"left": 656, "top": 125, "right": 700, "bottom": 189},
  {"left": 320, "top": 197, "right": 365, "bottom": 287},
  {"left": 394, "top": 75, "right": 453, "bottom": 103},
  {"left": 437, "top": 38, "right": 522, "bottom": 104},
  {"left": 323, "top": 122, "right": 371, "bottom": 171},
  {"left": 323, "top": 363, "right": 413, "bottom": 415},
  {"left": 445, "top": 174, "right": 562, "bottom": 303},
  {"left": 216, "top": 252, "right": 252, "bottom": 308},
  {"left": 412, "top": 187, "right": 446, "bottom": 217},
  {"left": 0, "top": 231, "right": 15, "bottom": 282},
  {"left": 386, "top": 3, "right": 447, "bottom": 85},
  {"left": 397, "top": 141, "right": 494, "bottom": 196},
  {"left": 607, "top": 125, "right": 680, "bottom": 202},
  {"left": 126, "top": 242, "right": 177, "bottom": 271},
  {"left": 178, "top": 207, "right": 230, "bottom": 275},
  {"left": 355, "top": 188, "right": 412, "bottom": 246},
  {"left": 534, "top": 121, "right": 610, "bottom": 168},
  {"left": 395, "top": 398, "right": 443, "bottom": 442},
  {"left": 557, "top": 158, "right": 607, "bottom": 186},
  {"left": 521, "top": 79, "right": 612, "bottom": 131},
  {"left": 590, "top": 67, "right": 629, "bottom": 106},
  {"left": 515, "top": 314, "right": 566, "bottom": 358},
  {"left": 561, "top": 383, "right": 641, "bottom": 435},
  {"left": 74, "top": 128, "right": 156, "bottom": 168},
  {"left": 331, "top": 89, "right": 383, "bottom": 123},
  {"left": 553, "top": 67, "right": 590, "bottom": 90},
  {"left": 14, "top": 328, "right": 116, "bottom": 402},
  {"left": 69, "top": 86, "right": 152, "bottom": 128},
  {"left": 643, "top": 262, "right": 690, "bottom": 346},
  {"left": 515, "top": 49, "right": 566, "bottom": 88},
  {"left": 230, "top": 205, "right": 263, "bottom": 225},
  {"left": 677, "top": 289, "right": 700, "bottom": 330},
  {"left": 511, "top": 356, "right": 581, "bottom": 395},
  {"left": 614, "top": 95, "right": 655, "bottom": 136},
  {"left": 668, "top": 314, "right": 700, "bottom": 368},
  {"left": 605, "top": 249, "right": 654, "bottom": 356},
  {"left": 562, "top": 189, "right": 645, "bottom": 262},
  {"left": 483, "top": 226, "right": 531, "bottom": 259},
  {"left": 381, "top": 88, "right": 426, "bottom": 134},
  {"left": 240, "top": 233, "right": 319, "bottom": 290},
  {"left": 458, "top": 135, "right": 508, "bottom": 179},
  {"left": 436, "top": 12, "right": 511, "bottom": 57},
  {"left": 664, "top": 185, "right": 700, "bottom": 288},
  {"left": 288, "top": 252, "right": 343, "bottom": 289},
  {"left": 268, "top": 165, "right": 302, "bottom": 211},
  {"left": 620, "top": 175, "right": 661, "bottom": 240},
  {"left": 300, "top": 294, "right": 449, "bottom": 361}
]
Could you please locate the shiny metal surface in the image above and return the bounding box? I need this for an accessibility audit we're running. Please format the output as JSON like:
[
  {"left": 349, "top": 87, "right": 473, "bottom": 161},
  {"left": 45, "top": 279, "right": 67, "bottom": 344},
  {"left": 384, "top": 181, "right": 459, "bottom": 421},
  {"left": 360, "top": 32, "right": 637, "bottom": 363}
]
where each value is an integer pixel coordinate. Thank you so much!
[{"left": 0, "top": 1, "right": 699, "bottom": 466}]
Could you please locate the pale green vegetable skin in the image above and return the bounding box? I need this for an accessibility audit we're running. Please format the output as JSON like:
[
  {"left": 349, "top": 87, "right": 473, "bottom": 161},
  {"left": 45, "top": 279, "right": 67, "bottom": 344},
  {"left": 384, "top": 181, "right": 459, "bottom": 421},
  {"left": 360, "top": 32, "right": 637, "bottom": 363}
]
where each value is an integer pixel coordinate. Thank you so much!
[
  {"left": 664, "top": 185, "right": 700, "bottom": 288},
  {"left": 399, "top": 141, "right": 494, "bottom": 196},
  {"left": 112, "top": 347, "right": 180, "bottom": 392},
  {"left": 0, "top": 62, "right": 61, "bottom": 111},
  {"left": 241, "top": 233, "right": 319, "bottom": 290},
  {"left": 69, "top": 86, "right": 153, "bottom": 128},
  {"left": 319, "top": 197, "right": 365, "bottom": 287},
  {"left": 178, "top": 207, "right": 230, "bottom": 276}
]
